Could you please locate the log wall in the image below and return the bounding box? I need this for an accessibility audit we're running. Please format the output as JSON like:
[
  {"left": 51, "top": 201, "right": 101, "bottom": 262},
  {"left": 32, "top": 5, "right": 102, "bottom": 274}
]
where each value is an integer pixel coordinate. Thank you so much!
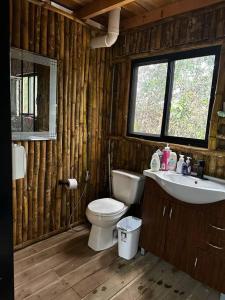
[
  {"left": 10, "top": 0, "right": 112, "bottom": 248},
  {"left": 110, "top": 2, "right": 225, "bottom": 179}
]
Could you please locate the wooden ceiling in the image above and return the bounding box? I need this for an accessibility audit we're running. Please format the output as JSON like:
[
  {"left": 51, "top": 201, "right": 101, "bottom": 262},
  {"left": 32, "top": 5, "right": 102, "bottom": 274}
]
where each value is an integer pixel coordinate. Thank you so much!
[{"left": 33, "top": 0, "right": 224, "bottom": 30}]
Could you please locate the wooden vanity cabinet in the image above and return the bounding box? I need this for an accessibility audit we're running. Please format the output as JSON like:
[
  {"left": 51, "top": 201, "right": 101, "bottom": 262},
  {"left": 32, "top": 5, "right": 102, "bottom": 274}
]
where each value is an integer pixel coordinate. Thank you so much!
[
  {"left": 140, "top": 178, "right": 168, "bottom": 257},
  {"left": 140, "top": 177, "right": 225, "bottom": 293}
]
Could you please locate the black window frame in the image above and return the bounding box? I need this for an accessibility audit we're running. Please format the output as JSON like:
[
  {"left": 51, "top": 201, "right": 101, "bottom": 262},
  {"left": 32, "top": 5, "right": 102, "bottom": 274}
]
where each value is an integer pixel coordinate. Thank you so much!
[{"left": 127, "top": 46, "right": 221, "bottom": 148}]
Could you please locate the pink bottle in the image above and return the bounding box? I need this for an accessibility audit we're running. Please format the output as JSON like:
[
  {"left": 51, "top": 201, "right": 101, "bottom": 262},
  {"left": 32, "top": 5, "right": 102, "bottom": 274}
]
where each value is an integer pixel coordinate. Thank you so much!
[{"left": 161, "top": 144, "right": 171, "bottom": 171}]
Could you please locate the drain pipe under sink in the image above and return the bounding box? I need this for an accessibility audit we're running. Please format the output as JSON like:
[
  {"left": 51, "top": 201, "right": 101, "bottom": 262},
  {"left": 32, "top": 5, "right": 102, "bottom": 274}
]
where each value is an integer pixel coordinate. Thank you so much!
[{"left": 90, "top": 8, "right": 121, "bottom": 49}]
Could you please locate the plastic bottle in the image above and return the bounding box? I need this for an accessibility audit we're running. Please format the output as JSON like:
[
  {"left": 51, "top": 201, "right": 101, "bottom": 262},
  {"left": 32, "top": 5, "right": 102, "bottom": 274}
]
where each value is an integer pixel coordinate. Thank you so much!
[
  {"left": 186, "top": 157, "right": 192, "bottom": 175},
  {"left": 182, "top": 160, "right": 188, "bottom": 175},
  {"left": 161, "top": 144, "right": 171, "bottom": 171},
  {"left": 176, "top": 154, "right": 185, "bottom": 174},
  {"left": 156, "top": 149, "right": 163, "bottom": 167},
  {"left": 168, "top": 151, "right": 177, "bottom": 171},
  {"left": 150, "top": 152, "right": 160, "bottom": 172}
]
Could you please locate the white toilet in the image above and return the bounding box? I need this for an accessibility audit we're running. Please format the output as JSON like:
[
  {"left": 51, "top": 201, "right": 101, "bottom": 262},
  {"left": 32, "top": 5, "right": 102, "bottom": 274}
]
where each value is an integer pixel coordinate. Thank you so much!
[{"left": 86, "top": 170, "right": 145, "bottom": 251}]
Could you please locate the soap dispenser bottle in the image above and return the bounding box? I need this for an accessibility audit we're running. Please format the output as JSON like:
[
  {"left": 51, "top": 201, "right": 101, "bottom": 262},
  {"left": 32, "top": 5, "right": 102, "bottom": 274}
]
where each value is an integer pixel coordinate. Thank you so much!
[
  {"left": 168, "top": 151, "right": 177, "bottom": 171},
  {"left": 176, "top": 154, "right": 185, "bottom": 174},
  {"left": 150, "top": 152, "right": 160, "bottom": 172},
  {"left": 186, "top": 157, "right": 192, "bottom": 175},
  {"left": 182, "top": 159, "right": 188, "bottom": 175},
  {"left": 161, "top": 144, "right": 171, "bottom": 171}
]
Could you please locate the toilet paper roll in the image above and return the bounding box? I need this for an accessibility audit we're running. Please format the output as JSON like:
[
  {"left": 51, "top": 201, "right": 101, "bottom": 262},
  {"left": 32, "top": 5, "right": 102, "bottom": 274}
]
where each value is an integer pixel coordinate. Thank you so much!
[{"left": 65, "top": 179, "right": 78, "bottom": 190}]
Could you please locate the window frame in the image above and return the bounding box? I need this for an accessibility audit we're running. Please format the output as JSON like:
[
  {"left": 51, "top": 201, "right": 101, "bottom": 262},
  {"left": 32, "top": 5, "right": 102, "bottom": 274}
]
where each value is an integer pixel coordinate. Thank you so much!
[{"left": 127, "top": 46, "right": 221, "bottom": 148}]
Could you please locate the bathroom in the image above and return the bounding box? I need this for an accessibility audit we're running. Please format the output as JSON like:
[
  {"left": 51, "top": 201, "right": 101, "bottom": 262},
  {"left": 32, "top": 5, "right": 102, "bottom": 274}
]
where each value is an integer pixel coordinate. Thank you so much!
[{"left": 1, "top": 0, "right": 225, "bottom": 299}]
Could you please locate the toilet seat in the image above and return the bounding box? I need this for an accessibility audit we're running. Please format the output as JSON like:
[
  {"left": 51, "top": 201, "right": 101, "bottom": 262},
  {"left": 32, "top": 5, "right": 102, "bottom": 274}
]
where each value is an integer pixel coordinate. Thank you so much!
[{"left": 88, "top": 198, "right": 125, "bottom": 216}]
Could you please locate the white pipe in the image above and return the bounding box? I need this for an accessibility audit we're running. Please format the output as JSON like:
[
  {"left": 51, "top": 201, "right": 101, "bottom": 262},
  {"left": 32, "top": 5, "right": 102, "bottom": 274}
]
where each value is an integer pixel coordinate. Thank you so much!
[{"left": 90, "top": 8, "right": 121, "bottom": 49}]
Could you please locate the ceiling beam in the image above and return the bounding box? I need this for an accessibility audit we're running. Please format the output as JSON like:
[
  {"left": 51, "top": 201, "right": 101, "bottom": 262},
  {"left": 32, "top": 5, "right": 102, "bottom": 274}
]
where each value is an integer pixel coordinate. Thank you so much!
[
  {"left": 76, "top": 0, "right": 136, "bottom": 19},
  {"left": 121, "top": 0, "right": 224, "bottom": 30},
  {"left": 26, "top": 0, "right": 105, "bottom": 30}
]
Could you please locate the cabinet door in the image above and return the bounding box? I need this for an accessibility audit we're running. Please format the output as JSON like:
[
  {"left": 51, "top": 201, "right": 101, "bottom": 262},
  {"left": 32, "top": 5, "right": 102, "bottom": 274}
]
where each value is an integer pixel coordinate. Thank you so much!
[
  {"left": 163, "top": 201, "right": 190, "bottom": 271},
  {"left": 189, "top": 248, "right": 225, "bottom": 293},
  {"left": 140, "top": 178, "right": 168, "bottom": 257},
  {"left": 163, "top": 200, "right": 201, "bottom": 272}
]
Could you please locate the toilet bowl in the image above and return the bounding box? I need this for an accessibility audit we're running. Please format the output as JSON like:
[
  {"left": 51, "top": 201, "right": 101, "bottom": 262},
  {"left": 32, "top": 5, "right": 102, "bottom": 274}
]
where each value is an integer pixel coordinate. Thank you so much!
[
  {"left": 86, "top": 170, "right": 145, "bottom": 251},
  {"left": 86, "top": 198, "right": 128, "bottom": 251}
]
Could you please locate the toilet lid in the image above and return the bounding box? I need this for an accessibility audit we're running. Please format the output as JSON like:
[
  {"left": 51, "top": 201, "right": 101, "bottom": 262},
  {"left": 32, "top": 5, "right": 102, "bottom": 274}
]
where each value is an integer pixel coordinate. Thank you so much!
[{"left": 88, "top": 198, "right": 125, "bottom": 216}]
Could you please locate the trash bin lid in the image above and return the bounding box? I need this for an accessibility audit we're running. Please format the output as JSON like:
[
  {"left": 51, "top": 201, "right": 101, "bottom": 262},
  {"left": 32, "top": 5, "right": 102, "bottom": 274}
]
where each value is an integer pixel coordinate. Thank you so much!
[
  {"left": 88, "top": 198, "right": 125, "bottom": 216},
  {"left": 117, "top": 216, "right": 142, "bottom": 232}
]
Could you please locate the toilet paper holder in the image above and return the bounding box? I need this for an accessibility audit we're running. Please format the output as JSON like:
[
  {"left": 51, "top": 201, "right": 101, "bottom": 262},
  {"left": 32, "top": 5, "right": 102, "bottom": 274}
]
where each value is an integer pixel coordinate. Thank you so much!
[
  {"left": 58, "top": 179, "right": 78, "bottom": 190},
  {"left": 58, "top": 180, "right": 70, "bottom": 187}
]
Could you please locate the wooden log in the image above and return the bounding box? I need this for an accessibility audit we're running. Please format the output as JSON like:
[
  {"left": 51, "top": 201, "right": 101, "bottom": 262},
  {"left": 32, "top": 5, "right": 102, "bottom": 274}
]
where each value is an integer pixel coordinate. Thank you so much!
[
  {"left": 16, "top": 173, "right": 23, "bottom": 244},
  {"left": 32, "top": 140, "right": 40, "bottom": 240},
  {"left": 38, "top": 142, "right": 46, "bottom": 237},
  {"left": 10, "top": 0, "right": 13, "bottom": 45},
  {"left": 55, "top": 15, "right": 64, "bottom": 230},
  {"left": 45, "top": 141, "right": 52, "bottom": 233},
  {"left": 34, "top": 5, "right": 41, "bottom": 53},
  {"left": 12, "top": 0, "right": 21, "bottom": 48},
  {"left": 12, "top": 180, "right": 17, "bottom": 246},
  {"left": 66, "top": 20, "right": 73, "bottom": 226},
  {"left": 40, "top": 7, "right": 48, "bottom": 56},
  {"left": 61, "top": 18, "right": 70, "bottom": 228},
  {"left": 27, "top": 142, "right": 34, "bottom": 240},
  {"left": 78, "top": 24, "right": 84, "bottom": 220},
  {"left": 45, "top": 11, "right": 55, "bottom": 234},
  {"left": 70, "top": 22, "right": 77, "bottom": 225},
  {"left": 75, "top": 23, "right": 82, "bottom": 219},
  {"left": 29, "top": 3, "right": 35, "bottom": 52},
  {"left": 21, "top": 0, "right": 29, "bottom": 50}
]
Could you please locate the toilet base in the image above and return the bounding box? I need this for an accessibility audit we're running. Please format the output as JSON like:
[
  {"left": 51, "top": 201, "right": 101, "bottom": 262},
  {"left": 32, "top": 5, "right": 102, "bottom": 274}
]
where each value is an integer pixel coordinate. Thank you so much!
[{"left": 88, "top": 224, "right": 118, "bottom": 251}]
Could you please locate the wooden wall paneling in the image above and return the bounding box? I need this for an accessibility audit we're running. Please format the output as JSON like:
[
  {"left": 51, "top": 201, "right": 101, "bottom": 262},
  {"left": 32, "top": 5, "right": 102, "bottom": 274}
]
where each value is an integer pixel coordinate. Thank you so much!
[
  {"left": 11, "top": 0, "right": 112, "bottom": 248},
  {"left": 110, "top": 2, "right": 225, "bottom": 181}
]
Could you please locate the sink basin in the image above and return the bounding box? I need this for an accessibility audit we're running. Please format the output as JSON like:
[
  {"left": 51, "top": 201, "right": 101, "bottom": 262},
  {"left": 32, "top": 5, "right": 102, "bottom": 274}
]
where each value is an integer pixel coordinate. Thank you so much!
[{"left": 143, "top": 170, "right": 225, "bottom": 204}]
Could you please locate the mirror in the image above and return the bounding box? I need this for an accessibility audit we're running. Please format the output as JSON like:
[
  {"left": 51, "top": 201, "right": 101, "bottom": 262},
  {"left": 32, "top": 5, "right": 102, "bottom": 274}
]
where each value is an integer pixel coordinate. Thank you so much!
[{"left": 11, "top": 48, "right": 57, "bottom": 140}]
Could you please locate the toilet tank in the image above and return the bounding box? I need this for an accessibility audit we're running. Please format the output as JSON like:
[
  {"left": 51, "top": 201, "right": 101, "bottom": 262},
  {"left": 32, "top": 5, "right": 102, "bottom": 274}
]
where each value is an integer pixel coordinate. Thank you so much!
[{"left": 112, "top": 170, "right": 145, "bottom": 206}]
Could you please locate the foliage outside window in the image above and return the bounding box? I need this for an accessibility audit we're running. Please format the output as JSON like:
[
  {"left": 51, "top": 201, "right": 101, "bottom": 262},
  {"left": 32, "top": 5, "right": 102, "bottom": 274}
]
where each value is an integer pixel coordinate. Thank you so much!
[{"left": 128, "top": 47, "right": 220, "bottom": 147}]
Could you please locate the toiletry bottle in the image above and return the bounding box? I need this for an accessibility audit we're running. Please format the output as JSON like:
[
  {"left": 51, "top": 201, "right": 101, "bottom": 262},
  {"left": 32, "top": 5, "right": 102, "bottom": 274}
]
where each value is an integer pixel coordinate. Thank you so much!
[
  {"left": 186, "top": 157, "right": 192, "bottom": 175},
  {"left": 182, "top": 159, "right": 188, "bottom": 175},
  {"left": 161, "top": 144, "right": 171, "bottom": 171},
  {"left": 150, "top": 152, "right": 160, "bottom": 172},
  {"left": 156, "top": 149, "right": 163, "bottom": 168},
  {"left": 168, "top": 151, "right": 177, "bottom": 171},
  {"left": 176, "top": 154, "right": 185, "bottom": 174}
]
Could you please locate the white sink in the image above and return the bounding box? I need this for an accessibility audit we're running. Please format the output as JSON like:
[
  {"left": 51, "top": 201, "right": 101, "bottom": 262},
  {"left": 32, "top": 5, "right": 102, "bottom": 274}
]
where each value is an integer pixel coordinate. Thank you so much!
[{"left": 143, "top": 170, "right": 225, "bottom": 204}]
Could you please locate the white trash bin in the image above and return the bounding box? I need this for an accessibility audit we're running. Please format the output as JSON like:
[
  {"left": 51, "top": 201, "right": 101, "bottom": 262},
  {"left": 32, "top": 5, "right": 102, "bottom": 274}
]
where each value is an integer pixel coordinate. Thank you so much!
[{"left": 117, "top": 216, "right": 142, "bottom": 260}]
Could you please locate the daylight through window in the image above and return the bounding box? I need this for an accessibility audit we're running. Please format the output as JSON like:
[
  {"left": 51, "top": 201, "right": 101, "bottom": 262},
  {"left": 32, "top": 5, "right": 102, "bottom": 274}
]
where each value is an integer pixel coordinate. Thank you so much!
[{"left": 128, "top": 47, "right": 220, "bottom": 147}]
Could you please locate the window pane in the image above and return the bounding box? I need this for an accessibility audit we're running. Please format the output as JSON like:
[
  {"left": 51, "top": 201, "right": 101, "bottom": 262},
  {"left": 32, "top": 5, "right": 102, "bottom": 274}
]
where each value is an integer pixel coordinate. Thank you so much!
[
  {"left": 167, "top": 55, "right": 215, "bottom": 139},
  {"left": 23, "top": 77, "right": 29, "bottom": 113},
  {"left": 132, "top": 63, "right": 168, "bottom": 135}
]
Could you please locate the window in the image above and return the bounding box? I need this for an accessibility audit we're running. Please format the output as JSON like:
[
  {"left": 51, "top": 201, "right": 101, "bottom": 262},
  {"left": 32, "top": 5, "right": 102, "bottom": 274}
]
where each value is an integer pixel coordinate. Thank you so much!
[{"left": 128, "top": 47, "right": 220, "bottom": 147}]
